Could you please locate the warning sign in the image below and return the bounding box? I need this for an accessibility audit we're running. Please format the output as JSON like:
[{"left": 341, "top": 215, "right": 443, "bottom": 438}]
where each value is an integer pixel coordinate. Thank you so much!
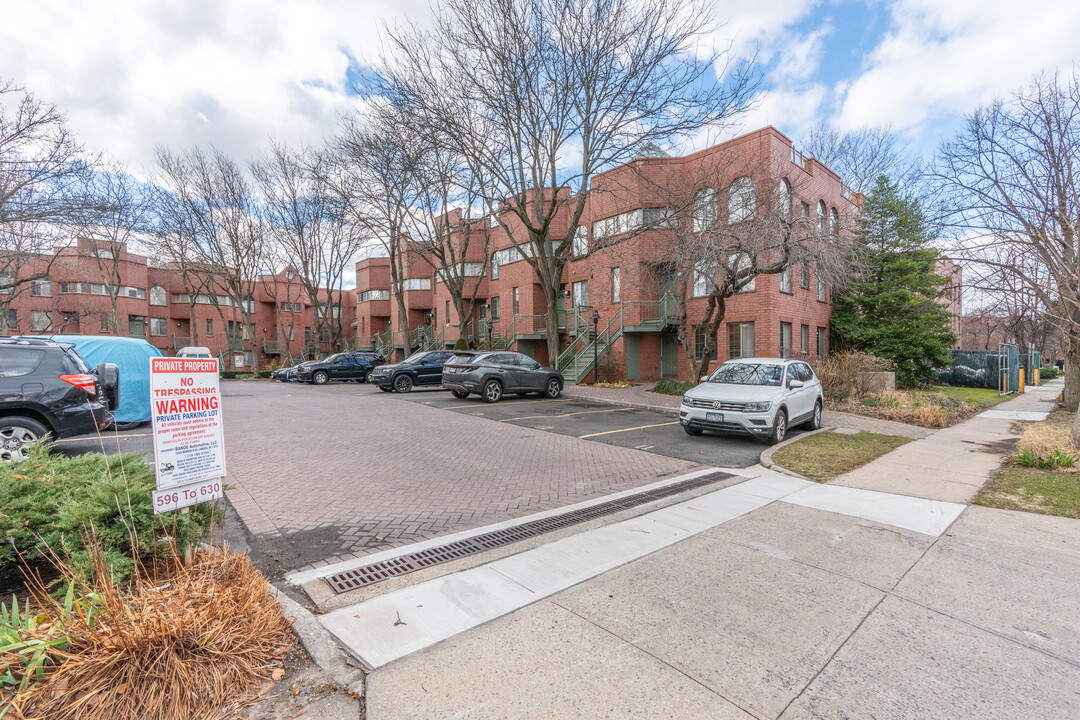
[{"left": 150, "top": 358, "right": 227, "bottom": 502}]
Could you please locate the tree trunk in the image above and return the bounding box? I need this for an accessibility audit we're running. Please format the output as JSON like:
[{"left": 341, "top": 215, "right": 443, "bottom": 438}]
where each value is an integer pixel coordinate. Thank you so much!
[
  {"left": 1065, "top": 346, "right": 1080, "bottom": 412},
  {"left": 189, "top": 303, "right": 199, "bottom": 345},
  {"left": 544, "top": 283, "right": 560, "bottom": 363}
]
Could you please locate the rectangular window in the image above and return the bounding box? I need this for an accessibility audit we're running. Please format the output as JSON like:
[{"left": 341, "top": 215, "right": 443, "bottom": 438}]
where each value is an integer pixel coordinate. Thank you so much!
[
  {"left": 357, "top": 290, "right": 389, "bottom": 302},
  {"left": 243, "top": 323, "right": 255, "bottom": 341},
  {"left": 780, "top": 266, "right": 791, "bottom": 293},
  {"left": 446, "top": 300, "right": 451, "bottom": 324},
  {"left": 395, "top": 278, "right": 431, "bottom": 291},
  {"left": 150, "top": 318, "right": 167, "bottom": 336},
  {"left": 592, "top": 209, "right": 643, "bottom": 241},
  {"left": 817, "top": 272, "right": 826, "bottom": 302},
  {"left": 3, "top": 308, "right": 17, "bottom": 330},
  {"left": 305, "top": 327, "right": 312, "bottom": 345},
  {"left": 490, "top": 296, "right": 500, "bottom": 321},
  {"left": 572, "top": 280, "right": 589, "bottom": 308},
  {"left": 491, "top": 252, "right": 500, "bottom": 280},
  {"left": 801, "top": 324, "right": 809, "bottom": 354},
  {"left": 0, "top": 272, "right": 12, "bottom": 294},
  {"left": 206, "top": 318, "right": 213, "bottom": 337},
  {"left": 694, "top": 325, "right": 718, "bottom": 361},
  {"left": 30, "top": 279, "right": 51, "bottom": 297},
  {"left": 571, "top": 226, "right": 588, "bottom": 256},
  {"left": 611, "top": 268, "right": 621, "bottom": 303},
  {"left": 642, "top": 207, "right": 677, "bottom": 228},
  {"left": 279, "top": 301, "right": 303, "bottom": 312},
  {"left": 100, "top": 313, "right": 109, "bottom": 333},
  {"left": 512, "top": 287, "right": 519, "bottom": 315},
  {"left": 817, "top": 327, "right": 827, "bottom": 358},
  {"left": 780, "top": 322, "right": 792, "bottom": 357},
  {"left": 93, "top": 249, "right": 114, "bottom": 260},
  {"left": 800, "top": 260, "right": 809, "bottom": 289},
  {"left": 693, "top": 263, "right": 716, "bottom": 297},
  {"left": 31, "top": 310, "right": 52, "bottom": 332},
  {"left": 729, "top": 254, "right": 755, "bottom": 292},
  {"left": 726, "top": 321, "right": 755, "bottom": 359}
]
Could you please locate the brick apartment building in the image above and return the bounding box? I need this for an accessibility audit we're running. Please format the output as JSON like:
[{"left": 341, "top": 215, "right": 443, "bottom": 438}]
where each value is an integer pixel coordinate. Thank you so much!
[
  {"left": 0, "top": 238, "right": 355, "bottom": 369},
  {"left": 355, "top": 127, "right": 875, "bottom": 383}
]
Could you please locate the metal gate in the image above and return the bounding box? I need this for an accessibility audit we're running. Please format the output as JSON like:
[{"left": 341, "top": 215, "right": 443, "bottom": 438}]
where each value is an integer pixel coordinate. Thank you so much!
[{"left": 998, "top": 343, "right": 1019, "bottom": 395}]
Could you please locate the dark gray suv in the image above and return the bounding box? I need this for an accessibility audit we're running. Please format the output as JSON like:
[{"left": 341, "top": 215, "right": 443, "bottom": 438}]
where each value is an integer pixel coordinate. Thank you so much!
[{"left": 442, "top": 351, "right": 563, "bottom": 403}]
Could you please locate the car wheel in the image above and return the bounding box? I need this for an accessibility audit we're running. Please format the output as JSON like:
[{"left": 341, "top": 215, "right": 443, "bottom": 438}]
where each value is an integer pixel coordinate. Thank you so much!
[
  {"left": 451, "top": 390, "right": 469, "bottom": 399},
  {"left": 544, "top": 378, "right": 562, "bottom": 399},
  {"left": 767, "top": 409, "right": 788, "bottom": 446},
  {"left": 0, "top": 418, "right": 50, "bottom": 462},
  {"left": 394, "top": 375, "right": 414, "bottom": 393},
  {"left": 805, "top": 400, "right": 822, "bottom": 430},
  {"left": 110, "top": 421, "right": 144, "bottom": 431},
  {"left": 312, "top": 371, "right": 329, "bottom": 385},
  {"left": 379, "top": 386, "right": 394, "bottom": 393},
  {"left": 482, "top": 380, "right": 503, "bottom": 403},
  {"left": 683, "top": 425, "right": 703, "bottom": 436}
]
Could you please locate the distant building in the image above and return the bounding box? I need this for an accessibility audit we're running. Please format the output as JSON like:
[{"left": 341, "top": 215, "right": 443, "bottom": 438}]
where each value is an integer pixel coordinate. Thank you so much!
[
  {"left": 0, "top": 238, "right": 354, "bottom": 368},
  {"left": 935, "top": 257, "right": 963, "bottom": 348}
]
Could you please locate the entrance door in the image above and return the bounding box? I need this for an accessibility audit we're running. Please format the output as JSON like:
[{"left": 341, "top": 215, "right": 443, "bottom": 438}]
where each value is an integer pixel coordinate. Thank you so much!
[
  {"left": 658, "top": 267, "right": 677, "bottom": 321},
  {"left": 660, "top": 332, "right": 678, "bottom": 378}
]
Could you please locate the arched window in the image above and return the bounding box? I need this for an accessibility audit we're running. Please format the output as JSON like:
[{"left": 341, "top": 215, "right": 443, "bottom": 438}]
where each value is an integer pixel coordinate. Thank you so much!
[
  {"left": 817, "top": 201, "right": 827, "bottom": 236},
  {"left": 779, "top": 179, "right": 792, "bottom": 222},
  {"left": 149, "top": 285, "right": 167, "bottom": 306},
  {"left": 692, "top": 188, "right": 717, "bottom": 232},
  {"left": 728, "top": 177, "right": 756, "bottom": 223},
  {"left": 829, "top": 207, "right": 839, "bottom": 241}
]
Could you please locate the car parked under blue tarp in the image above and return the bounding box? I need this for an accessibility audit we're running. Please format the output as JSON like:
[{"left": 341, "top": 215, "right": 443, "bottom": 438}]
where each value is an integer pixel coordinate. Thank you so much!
[{"left": 24, "top": 335, "right": 162, "bottom": 427}]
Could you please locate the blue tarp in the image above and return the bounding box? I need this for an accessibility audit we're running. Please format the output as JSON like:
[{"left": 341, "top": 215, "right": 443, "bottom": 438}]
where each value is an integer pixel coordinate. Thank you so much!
[{"left": 28, "top": 335, "right": 162, "bottom": 423}]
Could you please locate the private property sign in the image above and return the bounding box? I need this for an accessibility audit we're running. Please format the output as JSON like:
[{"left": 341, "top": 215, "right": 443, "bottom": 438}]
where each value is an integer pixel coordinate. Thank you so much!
[{"left": 150, "top": 357, "right": 226, "bottom": 513}]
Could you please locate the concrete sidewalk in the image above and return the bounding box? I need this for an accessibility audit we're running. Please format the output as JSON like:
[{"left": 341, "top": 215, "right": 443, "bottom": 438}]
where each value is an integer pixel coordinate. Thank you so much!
[
  {"left": 564, "top": 381, "right": 933, "bottom": 439},
  {"left": 834, "top": 380, "right": 1061, "bottom": 502}
]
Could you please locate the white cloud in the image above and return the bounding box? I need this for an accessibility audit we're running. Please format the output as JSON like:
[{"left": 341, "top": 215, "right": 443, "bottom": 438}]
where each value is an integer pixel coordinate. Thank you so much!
[
  {"left": 837, "top": 0, "right": 1080, "bottom": 133},
  {"left": 0, "top": 0, "right": 431, "bottom": 173}
]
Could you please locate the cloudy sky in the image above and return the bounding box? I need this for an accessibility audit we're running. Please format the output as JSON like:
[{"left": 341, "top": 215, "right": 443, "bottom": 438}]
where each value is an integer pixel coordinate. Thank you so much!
[{"left": 3, "top": 0, "right": 1080, "bottom": 176}]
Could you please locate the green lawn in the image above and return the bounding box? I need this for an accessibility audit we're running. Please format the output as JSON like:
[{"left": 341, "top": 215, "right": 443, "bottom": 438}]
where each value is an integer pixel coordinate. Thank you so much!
[
  {"left": 771, "top": 430, "right": 914, "bottom": 483},
  {"left": 928, "top": 385, "right": 1013, "bottom": 409},
  {"left": 975, "top": 466, "right": 1080, "bottom": 519}
]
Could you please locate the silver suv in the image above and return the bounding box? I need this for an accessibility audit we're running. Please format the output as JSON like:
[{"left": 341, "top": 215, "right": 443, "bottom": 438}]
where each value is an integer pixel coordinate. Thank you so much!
[
  {"left": 679, "top": 358, "right": 823, "bottom": 445},
  {"left": 442, "top": 351, "right": 563, "bottom": 403}
]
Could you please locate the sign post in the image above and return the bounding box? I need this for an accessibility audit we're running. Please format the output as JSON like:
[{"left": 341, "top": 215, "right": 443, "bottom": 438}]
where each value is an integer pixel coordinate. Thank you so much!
[{"left": 150, "top": 357, "right": 226, "bottom": 514}]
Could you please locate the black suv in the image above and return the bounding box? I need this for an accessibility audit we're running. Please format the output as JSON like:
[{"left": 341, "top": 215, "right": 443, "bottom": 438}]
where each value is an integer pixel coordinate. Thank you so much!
[
  {"left": 369, "top": 350, "right": 472, "bottom": 393},
  {"left": 0, "top": 338, "right": 120, "bottom": 461},
  {"left": 296, "top": 351, "right": 385, "bottom": 385}
]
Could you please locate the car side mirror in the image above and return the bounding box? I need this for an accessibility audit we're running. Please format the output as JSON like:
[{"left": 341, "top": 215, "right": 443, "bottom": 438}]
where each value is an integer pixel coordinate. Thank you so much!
[
  {"left": 789, "top": 379, "right": 804, "bottom": 389},
  {"left": 530, "top": 361, "right": 541, "bottom": 370},
  {"left": 700, "top": 376, "right": 709, "bottom": 383}
]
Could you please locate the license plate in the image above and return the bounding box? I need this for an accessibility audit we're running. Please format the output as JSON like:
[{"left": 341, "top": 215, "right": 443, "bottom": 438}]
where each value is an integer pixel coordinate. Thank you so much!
[{"left": 706, "top": 412, "right": 724, "bottom": 422}]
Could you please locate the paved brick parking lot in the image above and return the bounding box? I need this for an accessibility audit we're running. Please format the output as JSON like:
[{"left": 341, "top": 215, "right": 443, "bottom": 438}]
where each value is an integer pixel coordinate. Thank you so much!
[{"left": 221, "top": 381, "right": 699, "bottom": 578}]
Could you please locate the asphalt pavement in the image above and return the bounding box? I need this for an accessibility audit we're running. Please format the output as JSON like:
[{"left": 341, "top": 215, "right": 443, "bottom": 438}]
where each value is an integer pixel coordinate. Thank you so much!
[{"left": 50, "top": 424, "right": 154, "bottom": 458}]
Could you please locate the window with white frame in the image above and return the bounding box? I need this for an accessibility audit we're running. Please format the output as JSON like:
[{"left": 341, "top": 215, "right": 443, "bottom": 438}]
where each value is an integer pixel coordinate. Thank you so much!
[
  {"left": 728, "top": 253, "right": 755, "bottom": 292},
  {"left": 206, "top": 319, "right": 213, "bottom": 336},
  {"left": 512, "top": 287, "right": 519, "bottom": 315},
  {"left": 0, "top": 272, "right": 12, "bottom": 294},
  {"left": 93, "top": 249, "right": 114, "bottom": 260},
  {"left": 490, "top": 296, "right": 500, "bottom": 320},
  {"left": 150, "top": 318, "right": 167, "bottom": 336},
  {"left": 817, "top": 271, "right": 826, "bottom": 302},
  {"left": 572, "top": 280, "right": 588, "bottom": 308},
  {"left": 280, "top": 301, "right": 303, "bottom": 312},
  {"left": 31, "top": 310, "right": 52, "bottom": 332},
  {"left": 800, "top": 260, "right": 809, "bottom": 289},
  {"left": 829, "top": 207, "right": 839, "bottom": 241},
  {"left": 149, "top": 285, "right": 166, "bottom": 306},
  {"left": 727, "top": 321, "right": 755, "bottom": 359},
  {"left": 642, "top": 207, "right": 677, "bottom": 228},
  {"left": 357, "top": 290, "right": 389, "bottom": 302},
  {"left": 30, "top": 279, "right": 51, "bottom": 297},
  {"left": 99, "top": 312, "right": 109, "bottom": 333},
  {"left": 3, "top": 309, "right": 16, "bottom": 329},
  {"left": 490, "top": 245, "right": 534, "bottom": 279},
  {"left": 780, "top": 265, "right": 791, "bottom": 293},
  {"left": 692, "top": 188, "right": 717, "bottom": 232},
  {"left": 611, "top": 267, "right": 621, "bottom": 303},
  {"left": 728, "top": 177, "right": 756, "bottom": 223},
  {"left": 436, "top": 263, "right": 484, "bottom": 282},
  {"left": 571, "top": 226, "right": 588, "bottom": 256},
  {"left": 393, "top": 278, "right": 431, "bottom": 292},
  {"left": 591, "top": 209, "right": 643, "bottom": 242},
  {"left": 779, "top": 179, "right": 792, "bottom": 222},
  {"left": 780, "top": 322, "right": 792, "bottom": 357},
  {"left": 800, "top": 324, "right": 809, "bottom": 354},
  {"left": 817, "top": 200, "right": 827, "bottom": 236},
  {"left": 693, "top": 262, "right": 716, "bottom": 296}
]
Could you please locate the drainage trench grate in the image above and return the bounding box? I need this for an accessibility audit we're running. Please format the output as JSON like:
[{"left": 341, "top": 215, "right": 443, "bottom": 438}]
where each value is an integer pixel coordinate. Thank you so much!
[{"left": 323, "top": 470, "right": 733, "bottom": 594}]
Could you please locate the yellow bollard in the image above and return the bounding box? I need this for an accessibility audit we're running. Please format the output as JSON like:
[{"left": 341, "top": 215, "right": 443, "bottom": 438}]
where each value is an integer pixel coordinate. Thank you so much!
[
  {"left": 1033, "top": 368, "right": 1040, "bottom": 386},
  {"left": 1019, "top": 368, "right": 1025, "bottom": 393}
]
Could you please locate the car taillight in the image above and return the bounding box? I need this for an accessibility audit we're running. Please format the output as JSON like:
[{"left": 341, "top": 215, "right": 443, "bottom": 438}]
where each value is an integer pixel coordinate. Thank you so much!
[{"left": 60, "top": 374, "right": 97, "bottom": 395}]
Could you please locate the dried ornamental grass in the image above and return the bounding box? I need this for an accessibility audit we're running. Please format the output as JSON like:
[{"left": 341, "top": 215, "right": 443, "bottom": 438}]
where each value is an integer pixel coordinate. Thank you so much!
[
  {"left": 1018, "top": 422, "right": 1073, "bottom": 460},
  {"left": 7, "top": 549, "right": 293, "bottom": 720}
]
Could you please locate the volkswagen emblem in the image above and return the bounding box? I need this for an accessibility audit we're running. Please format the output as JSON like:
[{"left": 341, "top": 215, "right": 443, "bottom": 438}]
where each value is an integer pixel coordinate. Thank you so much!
[{"left": 712, "top": 401, "right": 722, "bottom": 409}]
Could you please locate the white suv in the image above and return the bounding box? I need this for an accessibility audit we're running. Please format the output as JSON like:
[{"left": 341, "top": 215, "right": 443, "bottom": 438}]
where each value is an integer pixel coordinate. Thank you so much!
[{"left": 679, "top": 358, "right": 823, "bottom": 445}]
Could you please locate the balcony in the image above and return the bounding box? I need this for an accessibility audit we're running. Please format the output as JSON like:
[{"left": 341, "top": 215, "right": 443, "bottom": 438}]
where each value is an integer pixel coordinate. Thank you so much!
[
  {"left": 262, "top": 339, "right": 283, "bottom": 355},
  {"left": 173, "top": 335, "right": 193, "bottom": 350}
]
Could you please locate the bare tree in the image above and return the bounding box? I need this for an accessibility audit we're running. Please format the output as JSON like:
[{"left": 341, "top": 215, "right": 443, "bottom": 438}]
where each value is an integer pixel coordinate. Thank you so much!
[
  {"left": 0, "top": 79, "right": 93, "bottom": 329},
  {"left": 935, "top": 70, "right": 1080, "bottom": 440},
  {"left": 656, "top": 158, "right": 856, "bottom": 379},
  {"left": 252, "top": 141, "right": 369, "bottom": 354},
  {"left": 154, "top": 146, "right": 268, "bottom": 370},
  {"left": 75, "top": 167, "right": 151, "bottom": 334},
  {"left": 801, "top": 124, "right": 924, "bottom": 196},
  {"left": 380, "top": 0, "right": 757, "bottom": 361}
]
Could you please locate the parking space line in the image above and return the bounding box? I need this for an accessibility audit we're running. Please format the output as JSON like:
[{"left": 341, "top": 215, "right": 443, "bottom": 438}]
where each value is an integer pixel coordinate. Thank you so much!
[
  {"left": 578, "top": 422, "right": 679, "bottom": 439},
  {"left": 442, "top": 398, "right": 568, "bottom": 411},
  {"left": 498, "top": 407, "right": 632, "bottom": 423}
]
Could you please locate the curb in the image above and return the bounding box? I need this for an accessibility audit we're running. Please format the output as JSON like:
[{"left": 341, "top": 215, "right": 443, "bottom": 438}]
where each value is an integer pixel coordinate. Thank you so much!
[
  {"left": 273, "top": 588, "right": 367, "bottom": 692},
  {"left": 561, "top": 390, "right": 679, "bottom": 415},
  {"left": 758, "top": 427, "right": 830, "bottom": 480}
]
